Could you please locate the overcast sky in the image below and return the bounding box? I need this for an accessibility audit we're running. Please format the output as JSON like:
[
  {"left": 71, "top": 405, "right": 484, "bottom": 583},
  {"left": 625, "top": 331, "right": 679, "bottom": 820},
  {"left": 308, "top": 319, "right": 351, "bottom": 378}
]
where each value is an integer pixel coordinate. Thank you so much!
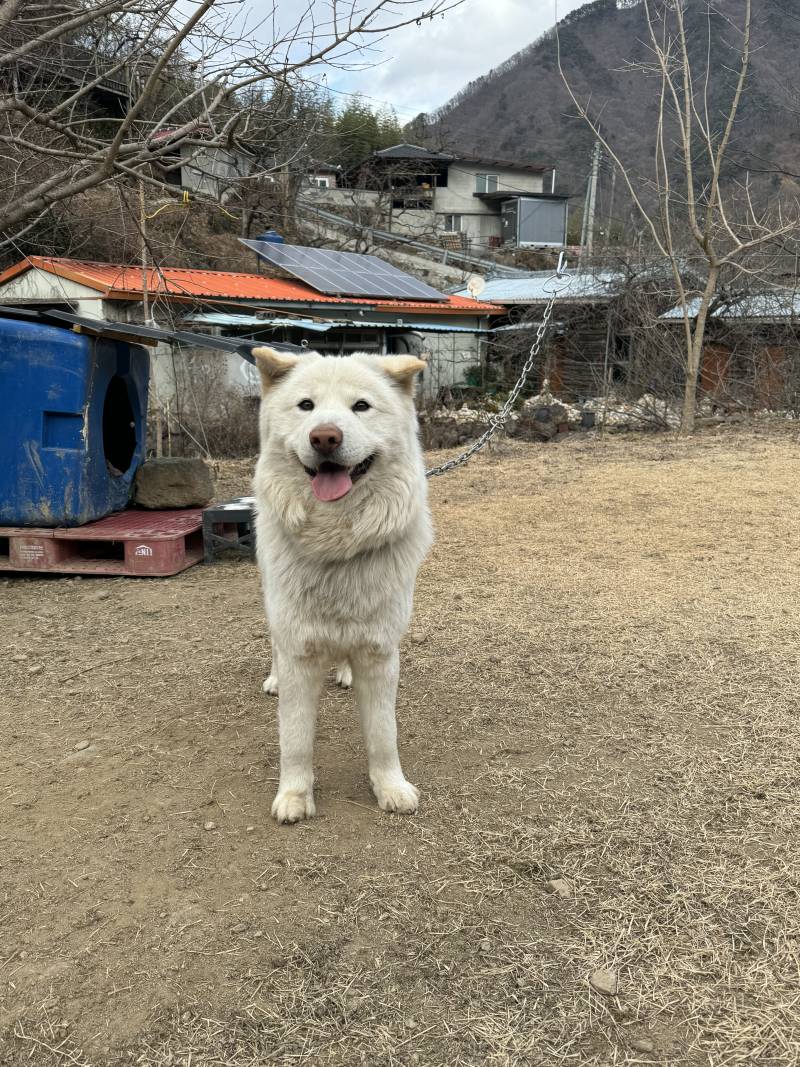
[{"left": 322, "top": 0, "right": 589, "bottom": 119}]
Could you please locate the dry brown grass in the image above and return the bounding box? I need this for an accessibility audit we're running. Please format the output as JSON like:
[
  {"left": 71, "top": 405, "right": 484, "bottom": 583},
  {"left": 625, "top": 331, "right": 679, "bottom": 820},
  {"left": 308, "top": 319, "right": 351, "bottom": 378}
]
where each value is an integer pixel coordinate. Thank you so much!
[{"left": 2, "top": 426, "right": 800, "bottom": 1066}]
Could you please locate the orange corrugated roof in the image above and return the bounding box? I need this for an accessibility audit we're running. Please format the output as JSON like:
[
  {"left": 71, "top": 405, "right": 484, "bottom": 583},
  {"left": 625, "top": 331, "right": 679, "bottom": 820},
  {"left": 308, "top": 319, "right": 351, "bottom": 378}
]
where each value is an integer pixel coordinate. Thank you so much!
[{"left": 0, "top": 256, "right": 499, "bottom": 314}]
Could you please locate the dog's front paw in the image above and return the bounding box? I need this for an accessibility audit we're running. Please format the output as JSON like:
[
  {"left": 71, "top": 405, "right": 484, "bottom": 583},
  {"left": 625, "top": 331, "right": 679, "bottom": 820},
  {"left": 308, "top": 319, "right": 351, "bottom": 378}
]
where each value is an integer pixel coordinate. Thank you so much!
[
  {"left": 373, "top": 779, "right": 419, "bottom": 815},
  {"left": 335, "top": 662, "right": 352, "bottom": 689},
  {"left": 262, "top": 674, "right": 279, "bottom": 696},
  {"left": 271, "top": 789, "right": 316, "bottom": 824}
]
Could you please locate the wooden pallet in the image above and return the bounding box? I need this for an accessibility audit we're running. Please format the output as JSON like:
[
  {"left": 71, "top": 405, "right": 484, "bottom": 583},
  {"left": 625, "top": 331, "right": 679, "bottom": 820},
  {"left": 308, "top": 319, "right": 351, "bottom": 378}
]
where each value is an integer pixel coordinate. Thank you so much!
[{"left": 0, "top": 509, "right": 204, "bottom": 577}]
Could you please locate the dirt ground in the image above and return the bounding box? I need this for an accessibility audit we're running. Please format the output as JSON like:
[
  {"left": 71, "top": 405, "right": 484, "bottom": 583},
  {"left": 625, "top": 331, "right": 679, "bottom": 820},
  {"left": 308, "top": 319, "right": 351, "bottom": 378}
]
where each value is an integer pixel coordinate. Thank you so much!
[{"left": 2, "top": 426, "right": 800, "bottom": 1067}]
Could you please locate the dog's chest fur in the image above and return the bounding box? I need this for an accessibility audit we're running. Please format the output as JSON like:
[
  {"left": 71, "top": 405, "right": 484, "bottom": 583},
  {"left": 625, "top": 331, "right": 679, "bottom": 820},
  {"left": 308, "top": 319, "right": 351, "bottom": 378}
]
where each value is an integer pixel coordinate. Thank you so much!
[{"left": 254, "top": 455, "right": 432, "bottom": 656}]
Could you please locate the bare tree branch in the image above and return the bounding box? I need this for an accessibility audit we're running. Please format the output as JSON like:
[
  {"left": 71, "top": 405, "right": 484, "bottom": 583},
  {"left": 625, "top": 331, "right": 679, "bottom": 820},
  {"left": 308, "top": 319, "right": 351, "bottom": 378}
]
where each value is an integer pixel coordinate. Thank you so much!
[{"left": 0, "top": 0, "right": 464, "bottom": 239}]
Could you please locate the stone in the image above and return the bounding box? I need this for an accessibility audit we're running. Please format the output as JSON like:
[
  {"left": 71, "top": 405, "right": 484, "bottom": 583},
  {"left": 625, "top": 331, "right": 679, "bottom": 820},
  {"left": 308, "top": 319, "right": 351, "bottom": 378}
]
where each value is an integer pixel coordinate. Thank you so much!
[
  {"left": 133, "top": 457, "right": 214, "bottom": 509},
  {"left": 231, "top": 922, "right": 248, "bottom": 934},
  {"left": 203, "top": 820, "right": 217, "bottom": 831},
  {"left": 545, "top": 878, "right": 573, "bottom": 898},
  {"left": 631, "top": 1038, "right": 654, "bottom": 1053},
  {"left": 479, "top": 938, "right": 492, "bottom": 954},
  {"left": 74, "top": 740, "right": 91, "bottom": 751},
  {"left": 589, "top": 968, "right": 619, "bottom": 996}
]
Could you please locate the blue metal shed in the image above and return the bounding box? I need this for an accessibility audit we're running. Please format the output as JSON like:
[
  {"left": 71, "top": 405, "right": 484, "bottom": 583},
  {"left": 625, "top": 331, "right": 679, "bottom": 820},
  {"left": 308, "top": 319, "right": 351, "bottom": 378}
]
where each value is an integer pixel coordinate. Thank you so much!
[{"left": 0, "top": 315, "right": 149, "bottom": 526}]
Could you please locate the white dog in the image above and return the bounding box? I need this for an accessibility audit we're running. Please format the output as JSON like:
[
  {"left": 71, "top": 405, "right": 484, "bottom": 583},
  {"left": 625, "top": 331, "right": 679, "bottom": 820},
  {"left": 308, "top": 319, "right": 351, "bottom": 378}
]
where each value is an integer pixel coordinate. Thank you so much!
[{"left": 252, "top": 347, "right": 433, "bottom": 823}]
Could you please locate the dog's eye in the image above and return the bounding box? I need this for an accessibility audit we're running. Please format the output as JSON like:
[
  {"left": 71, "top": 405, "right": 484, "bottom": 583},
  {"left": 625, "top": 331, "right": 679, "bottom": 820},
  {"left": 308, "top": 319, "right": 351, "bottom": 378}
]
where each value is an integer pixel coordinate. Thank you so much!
[
  {"left": 297, "top": 399, "right": 314, "bottom": 411},
  {"left": 352, "top": 400, "right": 371, "bottom": 413}
]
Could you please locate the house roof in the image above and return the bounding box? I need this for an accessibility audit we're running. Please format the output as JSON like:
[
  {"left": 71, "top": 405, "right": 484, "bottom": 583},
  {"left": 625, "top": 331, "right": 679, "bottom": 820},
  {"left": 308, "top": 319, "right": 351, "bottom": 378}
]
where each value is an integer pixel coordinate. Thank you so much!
[
  {"left": 455, "top": 154, "right": 549, "bottom": 174},
  {"left": 0, "top": 257, "right": 499, "bottom": 315},
  {"left": 660, "top": 291, "right": 800, "bottom": 322},
  {"left": 373, "top": 143, "right": 454, "bottom": 162},
  {"left": 371, "top": 144, "right": 550, "bottom": 173},
  {"left": 185, "top": 312, "right": 488, "bottom": 333},
  {"left": 452, "top": 271, "right": 618, "bottom": 306}
]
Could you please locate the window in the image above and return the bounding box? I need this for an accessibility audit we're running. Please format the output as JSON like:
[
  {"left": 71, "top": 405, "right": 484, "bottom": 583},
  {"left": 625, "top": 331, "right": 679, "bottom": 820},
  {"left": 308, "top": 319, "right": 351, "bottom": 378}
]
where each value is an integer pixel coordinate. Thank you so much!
[
  {"left": 442, "top": 214, "right": 463, "bottom": 232},
  {"left": 309, "top": 176, "right": 331, "bottom": 188},
  {"left": 475, "top": 173, "right": 499, "bottom": 194}
]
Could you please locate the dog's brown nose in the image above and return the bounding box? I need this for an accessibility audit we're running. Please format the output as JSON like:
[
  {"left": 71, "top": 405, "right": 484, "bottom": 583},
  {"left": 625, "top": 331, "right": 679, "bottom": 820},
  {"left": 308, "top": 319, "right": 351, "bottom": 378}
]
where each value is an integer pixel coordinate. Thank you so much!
[{"left": 309, "top": 423, "right": 343, "bottom": 455}]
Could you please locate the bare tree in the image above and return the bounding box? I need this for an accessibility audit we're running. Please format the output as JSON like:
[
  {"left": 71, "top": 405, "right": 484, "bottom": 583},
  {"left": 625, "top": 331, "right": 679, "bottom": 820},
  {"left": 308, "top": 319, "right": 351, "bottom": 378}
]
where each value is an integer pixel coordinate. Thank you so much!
[
  {"left": 559, "top": 0, "right": 799, "bottom": 433},
  {"left": 0, "top": 0, "right": 460, "bottom": 247}
]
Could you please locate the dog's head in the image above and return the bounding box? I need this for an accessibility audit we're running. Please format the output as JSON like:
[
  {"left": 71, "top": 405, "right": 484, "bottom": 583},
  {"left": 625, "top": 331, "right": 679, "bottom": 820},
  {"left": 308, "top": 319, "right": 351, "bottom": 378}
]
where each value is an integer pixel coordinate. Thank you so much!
[{"left": 253, "top": 348, "right": 426, "bottom": 504}]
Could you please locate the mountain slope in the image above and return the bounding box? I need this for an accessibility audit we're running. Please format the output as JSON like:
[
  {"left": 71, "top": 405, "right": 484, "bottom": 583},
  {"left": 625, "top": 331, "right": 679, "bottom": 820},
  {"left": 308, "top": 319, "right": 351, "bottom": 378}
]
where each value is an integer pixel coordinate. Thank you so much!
[{"left": 427, "top": 0, "right": 800, "bottom": 221}]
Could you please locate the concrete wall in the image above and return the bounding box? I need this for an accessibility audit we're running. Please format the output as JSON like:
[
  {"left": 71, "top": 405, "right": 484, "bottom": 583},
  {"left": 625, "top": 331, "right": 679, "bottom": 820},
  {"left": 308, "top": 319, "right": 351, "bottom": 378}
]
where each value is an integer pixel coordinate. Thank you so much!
[
  {"left": 303, "top": 185, "right": 382, "bottom": 212},
  {"left": 389, "top": 208, "right": 438, "bottom": 239}
]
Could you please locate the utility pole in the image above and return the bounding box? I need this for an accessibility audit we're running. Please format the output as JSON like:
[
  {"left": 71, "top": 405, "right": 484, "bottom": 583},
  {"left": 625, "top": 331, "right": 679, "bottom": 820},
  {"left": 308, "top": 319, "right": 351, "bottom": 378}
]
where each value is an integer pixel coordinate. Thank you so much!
[
  {"left": 584, "top": 139, "right": 601, "bottom": 261},
  {"left": 579, "top": 169, "right": 591, "bottom": 255},
  {"left": 605, "top": 165, "right": 617, "bottom": 248}
]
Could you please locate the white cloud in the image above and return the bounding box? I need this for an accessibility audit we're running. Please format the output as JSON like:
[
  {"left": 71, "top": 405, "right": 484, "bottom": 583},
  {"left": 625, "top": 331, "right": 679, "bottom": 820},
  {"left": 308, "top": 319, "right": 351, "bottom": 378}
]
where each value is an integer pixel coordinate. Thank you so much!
[{"left": 323, "top": 0, "right": 588, "bottom": 117}]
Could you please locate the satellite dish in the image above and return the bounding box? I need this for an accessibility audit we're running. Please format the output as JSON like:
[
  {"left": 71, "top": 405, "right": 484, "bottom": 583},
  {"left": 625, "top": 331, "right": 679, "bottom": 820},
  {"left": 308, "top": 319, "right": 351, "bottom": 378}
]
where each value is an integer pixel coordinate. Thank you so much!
[{"left": 467, "top": 275, "right": 486, "bottom": 299}]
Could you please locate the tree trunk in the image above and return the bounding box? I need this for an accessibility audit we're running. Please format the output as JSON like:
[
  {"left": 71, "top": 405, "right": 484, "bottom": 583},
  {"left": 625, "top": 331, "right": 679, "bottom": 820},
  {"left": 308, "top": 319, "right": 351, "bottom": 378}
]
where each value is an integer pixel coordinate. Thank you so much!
[{"left": 680, "top": 267, "right": 719, "bottom": 434}]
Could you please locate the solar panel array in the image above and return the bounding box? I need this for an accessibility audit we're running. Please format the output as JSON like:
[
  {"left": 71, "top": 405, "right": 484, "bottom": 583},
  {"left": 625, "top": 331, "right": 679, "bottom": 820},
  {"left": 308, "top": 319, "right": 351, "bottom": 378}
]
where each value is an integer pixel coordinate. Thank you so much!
[{"left": 241, "top": 240, "right": 447, "bottom": 302}]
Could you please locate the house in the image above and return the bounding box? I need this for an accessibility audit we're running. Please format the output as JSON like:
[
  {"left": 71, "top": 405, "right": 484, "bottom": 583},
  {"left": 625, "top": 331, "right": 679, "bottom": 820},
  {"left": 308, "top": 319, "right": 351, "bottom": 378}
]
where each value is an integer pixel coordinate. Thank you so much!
[
  {"left": 7, "top": 37, "right": 129, "bottom": 115},
  {"left": 152, "top": 139, "right": 344, "bottom": 203},
  {"left": 460, "top": 269, "right": 800, "bottom": 410},
  {"left": 0, "top": 256, "right": 499, "bottom": 405},
  {"left": 149, "top": 128, "right": 255, "bottom": 201},
  {"left": 454, "top": 271, "right": 625, "bottom": 398},
  {"left": 660, "top": 291, "right": 800, "bottom": 409},
  {"left": 312, "top": 144, "right": 569, "bottom": 250},
  {"left": 306, "top": 161, "right": 342, "bottom": 190}
]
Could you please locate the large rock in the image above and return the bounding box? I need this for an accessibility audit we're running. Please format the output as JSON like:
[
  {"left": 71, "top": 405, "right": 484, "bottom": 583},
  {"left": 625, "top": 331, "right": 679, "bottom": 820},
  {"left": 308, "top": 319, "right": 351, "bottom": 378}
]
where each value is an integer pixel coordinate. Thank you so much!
[{"left": 133, "top": 458, "right": 214, "bottom": 509}]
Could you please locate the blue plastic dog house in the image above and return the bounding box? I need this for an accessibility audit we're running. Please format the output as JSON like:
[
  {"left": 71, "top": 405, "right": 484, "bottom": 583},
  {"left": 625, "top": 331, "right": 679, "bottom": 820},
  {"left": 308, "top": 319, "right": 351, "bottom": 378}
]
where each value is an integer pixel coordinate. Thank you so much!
[{"left": 0, "top": 315, "right": 149, "bottom": 527}]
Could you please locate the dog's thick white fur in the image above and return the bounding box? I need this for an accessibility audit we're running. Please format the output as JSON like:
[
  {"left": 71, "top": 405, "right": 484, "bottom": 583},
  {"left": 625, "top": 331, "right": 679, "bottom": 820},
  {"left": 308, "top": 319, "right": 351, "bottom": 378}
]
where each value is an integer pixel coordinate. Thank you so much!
[{"left": 252, "top": 347, "right": 433, "bottom": 823}]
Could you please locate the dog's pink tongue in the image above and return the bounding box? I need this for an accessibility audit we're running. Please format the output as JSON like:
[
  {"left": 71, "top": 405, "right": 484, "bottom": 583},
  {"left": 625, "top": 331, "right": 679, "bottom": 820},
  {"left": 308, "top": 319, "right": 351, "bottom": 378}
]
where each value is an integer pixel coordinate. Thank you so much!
[{"left": 311, "top": 468, "right": 353, "bottom": 502}]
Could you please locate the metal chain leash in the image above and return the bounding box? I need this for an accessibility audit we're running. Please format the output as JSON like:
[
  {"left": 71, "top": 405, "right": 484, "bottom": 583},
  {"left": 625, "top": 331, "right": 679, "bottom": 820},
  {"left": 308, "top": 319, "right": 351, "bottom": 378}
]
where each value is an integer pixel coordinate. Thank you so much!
[{"left": 425, "top": 254, "right": 570, "bottom": 479}]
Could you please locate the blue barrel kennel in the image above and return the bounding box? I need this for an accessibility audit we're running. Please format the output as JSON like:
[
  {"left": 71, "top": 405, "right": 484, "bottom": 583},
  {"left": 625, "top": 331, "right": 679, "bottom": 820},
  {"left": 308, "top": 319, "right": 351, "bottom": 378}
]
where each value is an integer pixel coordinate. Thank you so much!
[{"left": 0, "top": 315, "right": 149, "bottom": 526}]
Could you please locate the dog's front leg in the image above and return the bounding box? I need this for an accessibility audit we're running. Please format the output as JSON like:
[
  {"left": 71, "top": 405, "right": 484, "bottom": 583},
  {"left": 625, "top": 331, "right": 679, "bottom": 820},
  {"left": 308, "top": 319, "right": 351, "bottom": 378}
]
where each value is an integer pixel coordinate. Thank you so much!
[
  {"left": 271, "top": 653, "right": 324, "bottom": 823},
  {"left": 352, "top": 648, "right": 419, "bottom": 814}
]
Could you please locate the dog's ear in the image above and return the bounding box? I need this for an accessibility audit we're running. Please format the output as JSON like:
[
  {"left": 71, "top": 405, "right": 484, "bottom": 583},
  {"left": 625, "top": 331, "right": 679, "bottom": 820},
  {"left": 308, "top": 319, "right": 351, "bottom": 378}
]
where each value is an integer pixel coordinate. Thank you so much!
[
  {"left": 375, "top": 355, "right": 426, "bottom": 394},
  {"left": 252, "top": 347, "right": 300, "bottom": 394}
]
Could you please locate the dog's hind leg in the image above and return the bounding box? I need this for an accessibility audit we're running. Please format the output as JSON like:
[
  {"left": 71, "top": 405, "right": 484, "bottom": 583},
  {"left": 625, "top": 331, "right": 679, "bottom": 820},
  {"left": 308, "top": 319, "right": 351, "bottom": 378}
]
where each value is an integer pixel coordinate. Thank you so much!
[
  {"left": 271, "top": 652, "right": 325, "bottom": 823},
  {"left": 262, "top": 645, "right": 279, "bottom": 695},
  {"left": 351, "top": 648, "right": 419, "bottom": 815},
  {"left": 335, "top": 661, "right": 352, "bottom": 689}
]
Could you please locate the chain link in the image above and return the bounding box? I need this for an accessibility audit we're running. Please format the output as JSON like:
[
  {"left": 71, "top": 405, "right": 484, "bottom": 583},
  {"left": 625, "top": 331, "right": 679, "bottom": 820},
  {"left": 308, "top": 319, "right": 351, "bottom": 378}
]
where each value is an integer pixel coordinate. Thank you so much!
[{"left": 425, "top": 258, "right": 569, "bottom": 479}]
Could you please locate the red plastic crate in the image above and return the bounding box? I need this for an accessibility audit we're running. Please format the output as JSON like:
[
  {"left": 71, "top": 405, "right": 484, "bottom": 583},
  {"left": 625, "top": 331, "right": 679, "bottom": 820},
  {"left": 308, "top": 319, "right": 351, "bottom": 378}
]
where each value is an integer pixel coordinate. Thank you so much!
[{"left": 0, "top": 509, "right": 204, "bottom": 577}]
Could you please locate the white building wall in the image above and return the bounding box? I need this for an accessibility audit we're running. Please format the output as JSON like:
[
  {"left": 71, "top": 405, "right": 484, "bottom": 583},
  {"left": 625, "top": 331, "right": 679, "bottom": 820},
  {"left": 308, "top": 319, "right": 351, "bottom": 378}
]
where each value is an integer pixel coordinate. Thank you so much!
[
  {"left": 432, "top": 163, "right": 545, "bottom": 242},
  {"left": 438, "top": 163, "right": 545, "bottom": 214},
  {"left": 0, "top": 272, "right": 106, "bottom": 316}
]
